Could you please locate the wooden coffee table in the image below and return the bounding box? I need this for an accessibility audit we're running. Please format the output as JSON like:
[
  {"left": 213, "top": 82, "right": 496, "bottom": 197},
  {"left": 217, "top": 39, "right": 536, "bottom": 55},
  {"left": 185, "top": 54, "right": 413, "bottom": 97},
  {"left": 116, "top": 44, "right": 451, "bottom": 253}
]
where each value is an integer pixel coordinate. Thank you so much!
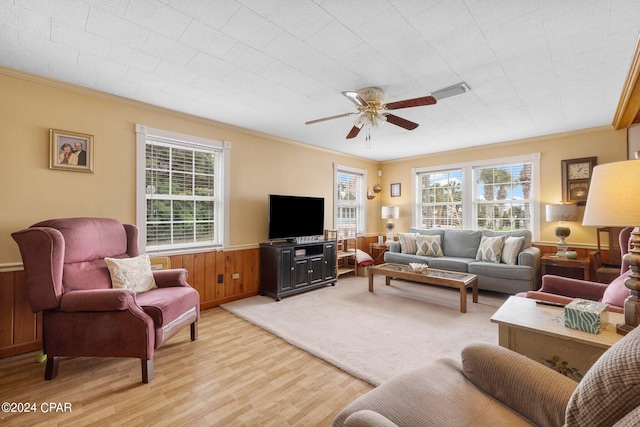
[{"left": 368, "top": 263, "right": 478, "bottom": 313}]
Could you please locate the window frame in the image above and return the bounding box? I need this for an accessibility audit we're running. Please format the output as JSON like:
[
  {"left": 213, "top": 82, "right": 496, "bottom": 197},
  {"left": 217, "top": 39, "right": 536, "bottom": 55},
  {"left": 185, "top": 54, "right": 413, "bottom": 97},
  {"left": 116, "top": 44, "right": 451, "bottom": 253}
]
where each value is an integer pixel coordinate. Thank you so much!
[
  {"left": 412, "top": 153, "right": 540, "bottom": 240},
  {"left": 135, "top": 124, "right": 230, "bottom": 254},
  {"left": 334, "top": 163, "right": 367, "bottom": 236}
]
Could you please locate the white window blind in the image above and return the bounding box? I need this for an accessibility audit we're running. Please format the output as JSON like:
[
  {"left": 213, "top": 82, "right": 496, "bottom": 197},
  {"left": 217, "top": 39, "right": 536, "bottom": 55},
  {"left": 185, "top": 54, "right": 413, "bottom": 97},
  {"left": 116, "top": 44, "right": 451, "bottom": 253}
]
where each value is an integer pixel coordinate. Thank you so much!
[
  {"left": 136, "top": 125, "right": 229, "bottom": 253},
  {"left": 334, "top": 164, "right": 366, "bottom": 235}
]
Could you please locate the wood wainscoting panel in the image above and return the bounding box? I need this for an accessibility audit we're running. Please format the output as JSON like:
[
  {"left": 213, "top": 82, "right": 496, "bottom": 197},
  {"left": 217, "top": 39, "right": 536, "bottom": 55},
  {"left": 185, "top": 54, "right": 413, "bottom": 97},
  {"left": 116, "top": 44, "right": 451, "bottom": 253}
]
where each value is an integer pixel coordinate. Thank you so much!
[
  {"left": 0, "top": 247, "right": 260, "bottom": 358},
  {"left": 0, "top": 270, "right": 41, "bottom": 358}
]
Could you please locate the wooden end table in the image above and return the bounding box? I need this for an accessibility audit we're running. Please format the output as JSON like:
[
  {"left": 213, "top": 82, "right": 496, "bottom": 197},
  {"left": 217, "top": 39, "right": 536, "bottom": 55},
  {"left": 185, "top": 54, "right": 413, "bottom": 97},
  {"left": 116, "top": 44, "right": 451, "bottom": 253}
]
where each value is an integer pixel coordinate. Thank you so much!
[
  {"left": 541, "top": 253, "right": 590, "bottom": 280},
  {"left": 368, "top": 243, "right": 388, "bottom": 265},
  {"left": 368, "top": 263, "right": 478, "bottom": 313},
  {"left": 491, "top": 296, "right": 623, "bottom": 379}
]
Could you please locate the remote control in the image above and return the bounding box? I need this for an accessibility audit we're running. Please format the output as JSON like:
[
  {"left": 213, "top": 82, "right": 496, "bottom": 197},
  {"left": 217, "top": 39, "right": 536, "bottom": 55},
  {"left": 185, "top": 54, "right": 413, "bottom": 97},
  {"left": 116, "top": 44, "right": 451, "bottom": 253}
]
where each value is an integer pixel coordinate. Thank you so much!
[{"left": 535, "top": 300, "right": 566, "bottom": 308}]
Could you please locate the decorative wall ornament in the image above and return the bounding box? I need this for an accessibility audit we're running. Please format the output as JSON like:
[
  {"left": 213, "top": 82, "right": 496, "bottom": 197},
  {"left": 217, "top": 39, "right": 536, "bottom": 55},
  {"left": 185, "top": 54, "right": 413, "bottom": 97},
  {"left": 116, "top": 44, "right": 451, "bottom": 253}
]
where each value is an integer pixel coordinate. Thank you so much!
[{"left": 390, "top": 183, "right": 401, "bottom": 197}]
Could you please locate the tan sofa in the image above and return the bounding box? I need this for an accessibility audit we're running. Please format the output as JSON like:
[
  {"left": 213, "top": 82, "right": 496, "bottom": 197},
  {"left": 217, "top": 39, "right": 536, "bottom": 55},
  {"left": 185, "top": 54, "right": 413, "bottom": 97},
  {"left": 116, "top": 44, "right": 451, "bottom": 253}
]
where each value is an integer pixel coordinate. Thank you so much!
[{"left": 333, "top": 325, "right": 640, "bottom": 426}]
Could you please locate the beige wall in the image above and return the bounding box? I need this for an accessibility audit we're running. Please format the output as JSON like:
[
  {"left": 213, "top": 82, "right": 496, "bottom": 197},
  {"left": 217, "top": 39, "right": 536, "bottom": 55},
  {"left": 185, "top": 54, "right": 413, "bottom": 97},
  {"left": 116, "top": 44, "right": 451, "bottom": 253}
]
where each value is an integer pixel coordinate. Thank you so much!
[
  {"left": 0, "top": 69, "right": 379, "bottom": 265},
  {"left": 378, "top": 127, "right": 628, "bottom": 246},
  {"left": 0, "top": 67, "right": 630, "bottom": 265}
]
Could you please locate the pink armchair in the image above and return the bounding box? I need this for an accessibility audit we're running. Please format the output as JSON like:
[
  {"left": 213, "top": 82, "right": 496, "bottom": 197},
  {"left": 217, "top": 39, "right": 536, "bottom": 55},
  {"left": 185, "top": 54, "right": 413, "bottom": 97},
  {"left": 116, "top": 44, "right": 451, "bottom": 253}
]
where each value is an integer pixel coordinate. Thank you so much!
[
  {"left": 519, "top": 227, "right": 634, "bottom": 313},
  {"left": 12, "top": 217, "right": 200, "bottom": 383}
]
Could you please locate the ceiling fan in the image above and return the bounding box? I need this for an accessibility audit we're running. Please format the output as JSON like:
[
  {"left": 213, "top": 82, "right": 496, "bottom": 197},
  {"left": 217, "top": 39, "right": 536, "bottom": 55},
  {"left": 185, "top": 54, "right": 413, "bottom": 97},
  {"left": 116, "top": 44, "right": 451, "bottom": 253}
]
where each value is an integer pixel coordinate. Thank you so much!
[
  {"left": 305, "top": 83, "right": 470, "bottom": 140},
  {"left": 305, "top": 87, "right": 436, "bottom": 140}
]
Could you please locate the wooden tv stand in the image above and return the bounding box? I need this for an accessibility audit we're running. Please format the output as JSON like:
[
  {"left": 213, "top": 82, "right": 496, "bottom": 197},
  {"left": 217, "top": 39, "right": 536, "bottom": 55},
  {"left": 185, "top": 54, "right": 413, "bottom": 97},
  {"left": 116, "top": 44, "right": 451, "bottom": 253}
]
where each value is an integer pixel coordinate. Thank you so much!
[{"left": 259, "top": 240, "right": 337, "bottom": 301}]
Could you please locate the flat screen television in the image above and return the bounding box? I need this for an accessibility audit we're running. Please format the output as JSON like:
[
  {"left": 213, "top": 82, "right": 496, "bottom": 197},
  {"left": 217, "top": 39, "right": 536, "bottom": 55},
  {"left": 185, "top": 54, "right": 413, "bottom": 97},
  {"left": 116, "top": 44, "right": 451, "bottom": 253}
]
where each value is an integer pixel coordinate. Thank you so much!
[{"left": 268, "top": 194, "right": 325, "bottom": 241}]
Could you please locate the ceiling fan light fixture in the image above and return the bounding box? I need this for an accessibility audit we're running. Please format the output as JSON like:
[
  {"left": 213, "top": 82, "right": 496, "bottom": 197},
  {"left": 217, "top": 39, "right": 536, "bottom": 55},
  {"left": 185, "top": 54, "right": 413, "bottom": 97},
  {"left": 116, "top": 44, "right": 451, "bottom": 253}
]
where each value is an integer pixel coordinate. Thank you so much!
[{"left": 355, "top": 112, "right": 385, "bottom": 129}]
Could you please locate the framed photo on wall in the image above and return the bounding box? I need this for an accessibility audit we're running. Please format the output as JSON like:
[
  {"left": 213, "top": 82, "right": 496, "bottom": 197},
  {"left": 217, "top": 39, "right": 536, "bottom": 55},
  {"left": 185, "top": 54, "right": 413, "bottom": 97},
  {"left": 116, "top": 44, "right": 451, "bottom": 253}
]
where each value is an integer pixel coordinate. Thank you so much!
[
  {"left": 390, "top": 183, "right": 401, "bottom": 197},
  {"left": 561, "top": 157, "right": 596, "bottom": 205},
  {"left": 50, "top": 129, "right": 94, "bottom": 173}
]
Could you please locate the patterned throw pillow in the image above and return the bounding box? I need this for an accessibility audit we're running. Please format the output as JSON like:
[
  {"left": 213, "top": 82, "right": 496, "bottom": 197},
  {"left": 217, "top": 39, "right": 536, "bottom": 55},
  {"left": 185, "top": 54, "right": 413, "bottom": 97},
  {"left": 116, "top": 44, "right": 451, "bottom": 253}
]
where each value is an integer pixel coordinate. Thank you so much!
[
  {"left": 476, "top": 235, "right": 506, "bottom": 263},
  {"left": 105, "top": 254, "right": 157, "bottom": 293},
  {"left": 416, "top": 234, "right": 443, "bottom": 257},
  {"left": 501, "top": 236, "right": 525, "bottom": 265},
  {"left": 397, "top": 232, "right": 418, "bottom": 254}
]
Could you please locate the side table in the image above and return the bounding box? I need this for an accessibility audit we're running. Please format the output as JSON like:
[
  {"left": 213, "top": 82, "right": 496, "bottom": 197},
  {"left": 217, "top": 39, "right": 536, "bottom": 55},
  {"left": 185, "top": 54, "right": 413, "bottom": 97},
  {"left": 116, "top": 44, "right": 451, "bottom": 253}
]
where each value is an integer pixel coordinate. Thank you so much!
[
  {"left": 369, "top": 243, "right": 388, "bottom": 265},
  {"left": 491, "top": 296, "right": 623, "bottom": 380},
  {"left": 541, "top": 253, "right": 590, "bottom": 280}
]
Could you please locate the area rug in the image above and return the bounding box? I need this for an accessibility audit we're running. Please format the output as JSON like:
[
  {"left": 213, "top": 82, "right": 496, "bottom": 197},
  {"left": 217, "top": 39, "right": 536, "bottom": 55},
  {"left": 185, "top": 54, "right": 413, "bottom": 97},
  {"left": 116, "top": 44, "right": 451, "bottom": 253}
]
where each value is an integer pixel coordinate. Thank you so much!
[{"left": 221, "top": 275, "right": 509, "bottom": 386}]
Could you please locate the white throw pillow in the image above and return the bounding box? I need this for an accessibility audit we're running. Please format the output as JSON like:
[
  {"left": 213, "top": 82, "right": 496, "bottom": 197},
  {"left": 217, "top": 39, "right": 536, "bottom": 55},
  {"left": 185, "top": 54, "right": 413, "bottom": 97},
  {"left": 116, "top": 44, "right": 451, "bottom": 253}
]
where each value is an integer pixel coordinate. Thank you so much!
[
  {"left": 397, "top": 232, "right": 418, "bottom": 254},
  {"left": 105, "top": 254, "right": 157, "bottom": 293},
  {"left": 501, "top": 236, "right": 525, "bottom": 265},
  {"left": 476, "top": 235, "right": 506, "bottom": 263},
  {"left": 355, "top": 249, "right": 374, "bottom": 266},
  {"left": 416, "top": 235, "right": 443, "bottom": 257}
]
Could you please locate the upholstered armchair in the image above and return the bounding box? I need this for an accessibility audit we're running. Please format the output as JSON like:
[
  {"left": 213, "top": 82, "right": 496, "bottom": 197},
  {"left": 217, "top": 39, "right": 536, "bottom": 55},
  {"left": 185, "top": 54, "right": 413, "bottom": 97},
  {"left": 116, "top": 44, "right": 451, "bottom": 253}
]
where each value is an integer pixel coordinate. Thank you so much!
[
  {"left": 518, "top": 227, "right": 634, "bottom": 313},
  {"left": 12, "top": 217, "right": 200, "bottom": 383},
  {"left": 333, "top": 325, "right": 640, "bottom": 426}
]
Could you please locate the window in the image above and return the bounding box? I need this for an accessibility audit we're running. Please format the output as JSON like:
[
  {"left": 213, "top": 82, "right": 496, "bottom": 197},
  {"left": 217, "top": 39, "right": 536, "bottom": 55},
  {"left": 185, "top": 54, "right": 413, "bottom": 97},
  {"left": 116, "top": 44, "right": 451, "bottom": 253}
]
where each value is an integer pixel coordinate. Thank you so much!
[
  {"left": 413, "top": 154, "right": 540, "bottom": 239},
  {"left": 136, "top": 125, "right": 230, "bottom": 253},
  {"left": 474, "top": 163, "right": 532, "bottom": 231},
  {"left": 334, "top": 164, "right": 366, "bottom": 236},
  {"left": 416, "top": 168, "right": 463, "bottom": 229}
]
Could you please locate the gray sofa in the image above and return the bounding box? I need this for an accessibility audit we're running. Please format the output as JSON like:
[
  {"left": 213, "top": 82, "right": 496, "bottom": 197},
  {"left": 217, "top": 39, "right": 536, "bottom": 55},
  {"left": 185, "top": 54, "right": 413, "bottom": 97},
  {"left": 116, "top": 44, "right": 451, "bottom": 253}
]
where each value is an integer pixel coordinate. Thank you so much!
[{"left": 383, "top": 228, "right": 540, "bottom": 294}]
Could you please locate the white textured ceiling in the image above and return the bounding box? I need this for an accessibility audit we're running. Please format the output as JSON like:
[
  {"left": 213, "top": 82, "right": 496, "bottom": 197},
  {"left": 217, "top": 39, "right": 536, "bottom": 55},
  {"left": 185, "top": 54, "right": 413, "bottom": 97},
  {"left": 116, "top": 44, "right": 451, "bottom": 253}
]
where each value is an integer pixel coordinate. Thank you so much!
[{"left": 1, "top": 0, "right": 640, "bottom": 161}]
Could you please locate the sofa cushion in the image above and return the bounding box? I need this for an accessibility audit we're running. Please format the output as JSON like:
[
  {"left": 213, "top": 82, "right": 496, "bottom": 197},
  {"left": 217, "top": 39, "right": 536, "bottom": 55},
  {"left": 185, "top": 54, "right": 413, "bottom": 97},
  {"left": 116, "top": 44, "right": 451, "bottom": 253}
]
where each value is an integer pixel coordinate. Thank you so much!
[
  {"left": 602, "top": 271, "right": 631, "bottom": 307},
  {"left": 344, "top": 410, "right": 398, "bottom": 427},
  {"left": 408, "top": 228, "right": 445, "bottom": 248},
  {"left": 482, "top": 229, "right": 532, "bottom": 249},
  {"left": 476, "top": 235, "right": 506, "bottom": 263},
  {"left": 63, "top": 259, "right": 115, "bottom": 291},
  {"left": 468, "top": 263, "right": 532, "bottom": 281},
  {"left": 135, "top": 286, "right": 199, "bottom": 328},
  {"left": 105, "top": 254, "right": 157, "bottom": 293},
  {"left": 397, "top": 233, "right": 418, "bottom": 254},
  {"left": 416, "top": 235, "right": 443, "bottom": 257},
  {"left": 461, "top": 343, "right": 576, "bottom": 427},
  {"left": 426, "top": 257, "right": 474, "bottom": 273},
  {"left": 501, "top": 236, "right": 525, "bottom": 265},
  {"left": 384, "top": 251, "right": 434, "bottom": 265},
  {"left": 33, "top": 217, "right": 129, "bottom": 264},
  {"left": 565, "top": 324, "right": 640, "bottom": 426},
  {"left": 443, "top": 230, "right": 482, "bottom": 258}
]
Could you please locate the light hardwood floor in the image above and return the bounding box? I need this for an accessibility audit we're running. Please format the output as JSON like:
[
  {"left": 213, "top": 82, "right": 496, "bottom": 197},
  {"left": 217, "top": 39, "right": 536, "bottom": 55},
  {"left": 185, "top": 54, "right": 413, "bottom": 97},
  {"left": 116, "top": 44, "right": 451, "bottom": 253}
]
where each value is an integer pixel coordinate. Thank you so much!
[{"left": 0, "top": 308, "right": 373, "bottom": 426}]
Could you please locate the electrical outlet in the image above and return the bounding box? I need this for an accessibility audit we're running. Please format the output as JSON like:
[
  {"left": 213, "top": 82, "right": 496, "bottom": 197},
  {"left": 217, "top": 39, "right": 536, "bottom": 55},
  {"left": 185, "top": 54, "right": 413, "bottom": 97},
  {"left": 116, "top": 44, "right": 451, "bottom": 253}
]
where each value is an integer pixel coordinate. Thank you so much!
[
  {"left": 217, "top": 274, "right": 223, "bottom": 283},
  {"left": 232, "top": 273, "right": 240, "bottom": 279}
]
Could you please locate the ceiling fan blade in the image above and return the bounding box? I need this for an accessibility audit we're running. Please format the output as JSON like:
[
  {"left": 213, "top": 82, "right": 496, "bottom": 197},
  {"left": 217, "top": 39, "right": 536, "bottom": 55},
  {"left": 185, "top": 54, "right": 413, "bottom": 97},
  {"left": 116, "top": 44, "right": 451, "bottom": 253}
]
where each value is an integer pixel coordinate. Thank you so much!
[
  {"left": 346, "top": 126, "right": 362, "bottom": 139},
  {"left": 385, "top": 114, "right": 419, "bottom": 130},
  {"left": 305, "top": 112, "right": 353, "bottom": 125},
  {"left": 341, "top": 91, "right": 369, "bottom": 107},
  {"left": 385, "top": 95, "right": 437, "bottom": 110}
]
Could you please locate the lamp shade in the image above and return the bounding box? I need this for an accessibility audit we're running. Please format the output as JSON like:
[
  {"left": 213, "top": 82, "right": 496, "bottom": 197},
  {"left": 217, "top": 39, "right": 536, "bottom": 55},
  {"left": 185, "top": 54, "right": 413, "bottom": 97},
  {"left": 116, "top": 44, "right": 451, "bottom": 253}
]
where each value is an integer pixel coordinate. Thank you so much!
[
  {"left": 381, "top": 206, "right": 399, "bottom": 219},
  {"left": 546, "top": 203, "right": 577, "bottom": 222},
  {"left": 582, "top": 160, "right": 640, "bottom": 227}
]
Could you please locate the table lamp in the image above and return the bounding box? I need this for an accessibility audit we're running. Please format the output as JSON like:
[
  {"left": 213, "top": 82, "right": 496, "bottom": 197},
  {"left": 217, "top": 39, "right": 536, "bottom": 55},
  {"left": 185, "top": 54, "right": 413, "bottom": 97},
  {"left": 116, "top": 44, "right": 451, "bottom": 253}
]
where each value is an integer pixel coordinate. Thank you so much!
[
  {"left": 582, "top": 159, "right": 640, "bottom": 335},
  {"left": 546, "top": 203, "right": 578, "bottom": 257},
  {"left": 381, "top": 206, "right": 400, "bottom": 244}
]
